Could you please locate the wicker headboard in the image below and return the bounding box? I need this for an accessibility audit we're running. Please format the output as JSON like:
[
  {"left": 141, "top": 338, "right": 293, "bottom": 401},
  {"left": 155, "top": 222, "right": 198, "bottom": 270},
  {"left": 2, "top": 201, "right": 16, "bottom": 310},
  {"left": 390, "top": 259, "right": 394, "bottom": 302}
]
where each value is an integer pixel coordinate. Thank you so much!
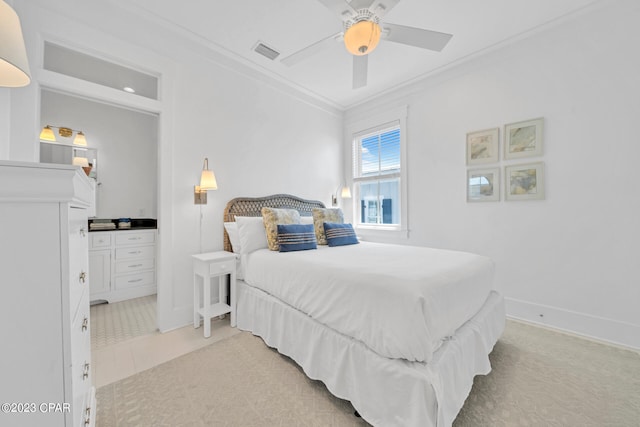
[{"left": 223, "top": 194, "right": 326, "bottom": 252}]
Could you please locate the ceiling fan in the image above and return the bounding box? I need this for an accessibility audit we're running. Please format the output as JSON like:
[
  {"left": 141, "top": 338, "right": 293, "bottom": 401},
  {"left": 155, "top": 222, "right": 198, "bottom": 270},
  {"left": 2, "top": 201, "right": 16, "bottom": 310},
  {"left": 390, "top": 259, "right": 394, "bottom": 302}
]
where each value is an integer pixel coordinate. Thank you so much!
[{"left": 280, "top": 0, "right": 453, "bottom": 89}]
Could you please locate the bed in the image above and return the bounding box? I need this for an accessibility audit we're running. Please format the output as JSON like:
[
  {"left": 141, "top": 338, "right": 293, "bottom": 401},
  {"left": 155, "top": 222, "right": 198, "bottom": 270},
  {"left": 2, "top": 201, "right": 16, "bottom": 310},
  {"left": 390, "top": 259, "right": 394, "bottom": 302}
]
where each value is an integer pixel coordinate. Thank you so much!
[{"left": 223, "top": 194, "right": 505, "bottom": 427}]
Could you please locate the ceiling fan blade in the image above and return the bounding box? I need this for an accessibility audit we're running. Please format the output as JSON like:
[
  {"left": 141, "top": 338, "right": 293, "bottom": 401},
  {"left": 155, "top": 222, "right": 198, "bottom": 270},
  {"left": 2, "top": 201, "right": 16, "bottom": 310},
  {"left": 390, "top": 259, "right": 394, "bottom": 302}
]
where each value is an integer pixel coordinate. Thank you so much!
[
  {"left": 316, "top": 0, "right": 357, "bottom": 21},
  {"left": 348, "top": 0, "right": 376, "bottom": 10},
  {"left": 353, "top": 55, "right": 368, "bottom": 89},
  {"left": 281, "top": 32, "right": 342, "bottom": 67},
  {"left": 383, "top": 22, "right": 453, "bottom": 52},
  {"left": 368, "top": 0, "right": 401, "bottom": 18}
]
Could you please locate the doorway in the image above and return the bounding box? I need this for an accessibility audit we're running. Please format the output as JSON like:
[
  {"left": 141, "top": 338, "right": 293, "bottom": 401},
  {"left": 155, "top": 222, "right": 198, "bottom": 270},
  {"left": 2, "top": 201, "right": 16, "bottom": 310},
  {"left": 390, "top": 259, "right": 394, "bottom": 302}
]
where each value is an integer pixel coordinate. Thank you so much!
[{"left": 40, "top": 89, "right": 160, "bottom": 343}]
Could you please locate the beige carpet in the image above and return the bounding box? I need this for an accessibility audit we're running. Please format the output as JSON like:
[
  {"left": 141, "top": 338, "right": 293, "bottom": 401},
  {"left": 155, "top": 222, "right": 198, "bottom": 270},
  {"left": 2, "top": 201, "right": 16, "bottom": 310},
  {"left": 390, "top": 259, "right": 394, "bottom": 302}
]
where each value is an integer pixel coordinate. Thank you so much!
[
  {"left": 91, "top": 294, "right": 157, "bottom": 349},
  {"left": 96, "top": 320, "right": 640, "bottom": 426}
]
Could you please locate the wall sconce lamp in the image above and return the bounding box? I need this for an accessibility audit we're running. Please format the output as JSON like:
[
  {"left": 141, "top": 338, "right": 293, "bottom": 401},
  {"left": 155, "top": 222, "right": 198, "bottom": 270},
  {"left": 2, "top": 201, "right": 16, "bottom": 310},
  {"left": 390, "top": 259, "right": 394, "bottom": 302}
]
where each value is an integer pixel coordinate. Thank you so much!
[
  {"left": 0, "top": 0, "right": 31, "bottom": 87},
  {"left": 194, "top": 158, "right": 218, "bottom": 205},
  {"left": 40, "top": 125, "right": 88, "bottom": 146},
  {"left": 332, "top": 185, "right": 352, "bottom": 207}
]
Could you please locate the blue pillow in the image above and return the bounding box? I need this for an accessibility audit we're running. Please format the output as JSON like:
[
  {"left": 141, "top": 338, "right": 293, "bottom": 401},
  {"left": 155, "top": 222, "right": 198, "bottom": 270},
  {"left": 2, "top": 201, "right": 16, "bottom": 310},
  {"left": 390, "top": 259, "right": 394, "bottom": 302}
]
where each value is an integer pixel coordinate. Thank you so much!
[
  {"left": 323, "top": 222, "right": 359, "bottom": 247},
  {"left": 277, "top": 224, "right": 317, "bottom": 252}
]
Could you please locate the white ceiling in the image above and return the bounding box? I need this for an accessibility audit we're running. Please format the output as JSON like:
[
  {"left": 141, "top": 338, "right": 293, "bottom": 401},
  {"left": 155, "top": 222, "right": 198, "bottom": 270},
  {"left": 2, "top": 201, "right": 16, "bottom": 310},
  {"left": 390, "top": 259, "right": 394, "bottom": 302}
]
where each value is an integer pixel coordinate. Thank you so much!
[{"left": 122, "top": 0, "right": 599, "bottom": 109}]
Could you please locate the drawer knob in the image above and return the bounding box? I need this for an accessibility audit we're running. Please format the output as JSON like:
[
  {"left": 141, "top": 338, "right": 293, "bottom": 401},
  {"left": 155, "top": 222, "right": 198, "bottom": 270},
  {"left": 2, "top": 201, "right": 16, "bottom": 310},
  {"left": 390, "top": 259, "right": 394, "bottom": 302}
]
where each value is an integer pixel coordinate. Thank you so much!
[
  {"left": 220, "top": 264, "right": 226, "bottom": 270},
  {"left": 79, "top": 271, "right": 87, "bottom": 283},
  {"left": 83, "top": 363, "right": 90, "bottom": 380},
  {"left": 82, "top": 317, "right": 89, "bottom": 332}
]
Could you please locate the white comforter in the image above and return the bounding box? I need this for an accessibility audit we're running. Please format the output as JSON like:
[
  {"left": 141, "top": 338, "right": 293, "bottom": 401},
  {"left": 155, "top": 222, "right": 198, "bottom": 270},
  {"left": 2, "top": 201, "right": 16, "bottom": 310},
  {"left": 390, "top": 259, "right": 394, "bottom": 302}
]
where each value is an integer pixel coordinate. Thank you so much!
[{"left": 242, "top": 241, "right": 494, "bottom": 363}]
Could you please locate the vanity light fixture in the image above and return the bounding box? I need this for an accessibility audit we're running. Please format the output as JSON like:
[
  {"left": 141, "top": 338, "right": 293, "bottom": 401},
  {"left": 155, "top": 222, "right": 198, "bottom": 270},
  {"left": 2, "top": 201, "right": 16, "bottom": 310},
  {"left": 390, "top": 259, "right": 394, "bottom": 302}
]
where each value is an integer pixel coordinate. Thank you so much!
[
  {"left": 0, "top": 0, "right": 31, "bottom": 87},
  {"left": 39, "top": 125, "right": 88, "bottom": 146},
  {"left": 332, "top": 185, "right": 352, "bottom": 207},
  {"left": 39, "top": 125, "right": 56, "bottom": 142},
  {"left": 194, "top": 157, "right": 218, "bottom": 205},
  {"left": 73, "top": 131, "right": 87, "bottom": 146}
]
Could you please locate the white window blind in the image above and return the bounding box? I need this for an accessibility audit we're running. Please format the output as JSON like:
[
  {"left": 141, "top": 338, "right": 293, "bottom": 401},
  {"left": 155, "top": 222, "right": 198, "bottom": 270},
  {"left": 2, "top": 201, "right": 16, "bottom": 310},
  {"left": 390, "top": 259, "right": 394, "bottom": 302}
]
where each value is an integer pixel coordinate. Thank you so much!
[{"left": 352, "top": 122, "right": 401, "bottom": 227}]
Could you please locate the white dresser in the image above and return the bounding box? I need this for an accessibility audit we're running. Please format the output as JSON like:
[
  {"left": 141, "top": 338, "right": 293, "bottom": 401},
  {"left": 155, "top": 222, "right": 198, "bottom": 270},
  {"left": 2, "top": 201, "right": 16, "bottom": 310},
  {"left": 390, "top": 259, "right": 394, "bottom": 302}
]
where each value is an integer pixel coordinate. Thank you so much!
[
  {"left": 89, "top": 229, "right": 157, "bottom": 303},
  {"left": 0, "top": 161, "right": 95, "bottom": 427}
]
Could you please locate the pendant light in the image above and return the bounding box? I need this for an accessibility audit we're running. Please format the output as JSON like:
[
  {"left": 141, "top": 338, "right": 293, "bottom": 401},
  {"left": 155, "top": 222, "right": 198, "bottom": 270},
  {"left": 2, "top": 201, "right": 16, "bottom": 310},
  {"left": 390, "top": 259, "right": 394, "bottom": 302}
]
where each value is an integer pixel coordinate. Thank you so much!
[{"left": 0, "top": 0, "right": 31, "bottom": 87}]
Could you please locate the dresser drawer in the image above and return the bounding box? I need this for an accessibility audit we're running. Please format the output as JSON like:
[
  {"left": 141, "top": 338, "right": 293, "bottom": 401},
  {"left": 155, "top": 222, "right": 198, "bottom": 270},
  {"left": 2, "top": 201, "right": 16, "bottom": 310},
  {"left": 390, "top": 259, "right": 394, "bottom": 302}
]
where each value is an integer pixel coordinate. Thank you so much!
[
  {"left": 71, "top": 328, "right": 91, "bottom": 392},
  {"left": 72, "top": 357, "right": 92, "bottom": 427},
  {"left": 90, "top": 233, "right": 112, "bottom": 249},
  {"left": 68, "top": 257, "right": 89, "bottom": 318},
  {"left": 71, "top": 289, "right": 92, "bottom": 427},
  {"left": 71, "top": 289, "right": 91, "bottom": 364},
  {"left": 71, "top": 290, "right": 91, "bottom": 353},
  {"left": 115, "top": 231, "right": 155, "bottom": 246},
  {"left": 115, "top": 245, "right": 155, "bottom": 260},
  {"left": 115, "top": 257, "right": 155, "bottom": 274},
  {"left": 115, "top": 271, "right": 155, "bottom": 290},
  {"left": 84, "top": 387, "right": 96, "bottom": 427},
  {"left": 68, "top": 209, "right": 89, "bottom": 316},
  {"left": 69, "top": 207, "right": 89, "bottom": 240}
]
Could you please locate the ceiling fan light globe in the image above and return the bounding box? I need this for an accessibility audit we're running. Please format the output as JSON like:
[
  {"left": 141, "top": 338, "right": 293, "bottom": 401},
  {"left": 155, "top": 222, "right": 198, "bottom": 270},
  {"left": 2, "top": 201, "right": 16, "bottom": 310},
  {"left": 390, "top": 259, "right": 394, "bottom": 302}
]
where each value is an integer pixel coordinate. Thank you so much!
[{"left": 344, "top": 21, "right": 381, "bottom": 56}]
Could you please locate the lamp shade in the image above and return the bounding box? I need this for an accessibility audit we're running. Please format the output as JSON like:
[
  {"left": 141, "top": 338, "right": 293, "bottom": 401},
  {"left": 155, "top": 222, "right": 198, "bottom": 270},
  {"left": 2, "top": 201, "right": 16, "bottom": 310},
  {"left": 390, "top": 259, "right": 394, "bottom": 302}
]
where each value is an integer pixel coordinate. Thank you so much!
[
  {"left": 199, "top": 169, "right": 218, "bottom": 190},
  {"left": 344, "top": 20, "right": 381, "bottom": 56},
  {"left": 73, "top": 131, "right": 87, "bottom": 146},
  {"left": 341, "top": 186, "right": 352, "bottom": 199},
  {"left": 0, "top": 0, "right": 31, "bottom": 87},
  {"left": 39, "top": 126, "right": 56, "bottom": 142}
]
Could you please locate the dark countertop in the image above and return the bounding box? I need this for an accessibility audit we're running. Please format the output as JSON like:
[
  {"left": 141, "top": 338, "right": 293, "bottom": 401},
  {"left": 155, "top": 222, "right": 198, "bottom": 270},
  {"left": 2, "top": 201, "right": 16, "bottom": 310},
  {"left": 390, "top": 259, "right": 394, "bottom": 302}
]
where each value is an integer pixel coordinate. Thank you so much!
[{"left": 88, "top": 218, "right": 157, "bottom": 231}]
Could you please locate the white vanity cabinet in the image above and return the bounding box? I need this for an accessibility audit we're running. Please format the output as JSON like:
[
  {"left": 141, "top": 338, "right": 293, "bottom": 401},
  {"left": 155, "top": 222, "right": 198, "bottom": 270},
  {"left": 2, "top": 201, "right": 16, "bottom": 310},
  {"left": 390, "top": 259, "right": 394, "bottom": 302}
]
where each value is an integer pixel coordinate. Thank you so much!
[
  {"left": 0, "top": 161, "right": 95, "bottom": 427},
  {"left": 89, "top": 229, "right": 157, "bottom": 303}
]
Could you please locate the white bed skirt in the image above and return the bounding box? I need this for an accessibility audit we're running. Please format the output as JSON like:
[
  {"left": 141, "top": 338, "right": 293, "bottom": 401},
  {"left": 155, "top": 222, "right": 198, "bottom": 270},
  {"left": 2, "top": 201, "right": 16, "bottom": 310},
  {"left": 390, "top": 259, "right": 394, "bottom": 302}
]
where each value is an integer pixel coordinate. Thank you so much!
[{"left": 235, "top": 280, "right": 505, "bottom": 427}]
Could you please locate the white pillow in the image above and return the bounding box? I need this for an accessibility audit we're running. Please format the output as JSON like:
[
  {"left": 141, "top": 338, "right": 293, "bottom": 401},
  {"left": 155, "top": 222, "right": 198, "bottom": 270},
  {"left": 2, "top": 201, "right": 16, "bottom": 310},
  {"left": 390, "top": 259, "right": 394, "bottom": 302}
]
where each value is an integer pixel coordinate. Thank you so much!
[
  {"left": 300, "top": 216, "right": 314, "bottom": 224},
  {"left": 223, "top": 222, "right": 241, "bottom": 254},
  {"left": 236, "top": 216, "right": 268, "bottom": 254}
]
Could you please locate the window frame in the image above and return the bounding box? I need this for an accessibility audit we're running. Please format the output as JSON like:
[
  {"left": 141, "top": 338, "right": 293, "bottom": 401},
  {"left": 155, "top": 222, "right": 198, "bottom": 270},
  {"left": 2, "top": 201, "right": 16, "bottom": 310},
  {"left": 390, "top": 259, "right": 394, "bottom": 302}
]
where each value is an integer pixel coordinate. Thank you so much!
[{"left": 345, "top": 106, "right": 408, "bottom": 239}]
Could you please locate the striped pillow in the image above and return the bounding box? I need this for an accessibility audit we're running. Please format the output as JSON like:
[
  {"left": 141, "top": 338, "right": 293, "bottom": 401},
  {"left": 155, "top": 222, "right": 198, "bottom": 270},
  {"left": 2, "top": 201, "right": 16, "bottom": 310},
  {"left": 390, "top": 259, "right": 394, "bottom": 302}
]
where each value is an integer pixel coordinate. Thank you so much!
[
  {"left": 323, "top": 222, "right": 359, "bottom": 247},
  {"left": 312, "top": 208, "right": 344, "bottom": 245},
  {"left": 277, "top": 224, "right": 317, "bottom": 252},
  {"left": 261, "top": 207, "right": 301, "bottom": 251}
]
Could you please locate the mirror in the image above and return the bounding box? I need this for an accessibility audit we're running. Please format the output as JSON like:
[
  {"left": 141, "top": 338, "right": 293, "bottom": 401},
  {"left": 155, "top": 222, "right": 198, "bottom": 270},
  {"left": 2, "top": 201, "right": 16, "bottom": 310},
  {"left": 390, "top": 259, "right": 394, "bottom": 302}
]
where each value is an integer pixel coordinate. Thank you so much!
[
  {"left": 40, "top": 141, "right": 98, "bottom": 179},
  {"left": 40, "top": 89, "right": 158, "bottom": 219}
]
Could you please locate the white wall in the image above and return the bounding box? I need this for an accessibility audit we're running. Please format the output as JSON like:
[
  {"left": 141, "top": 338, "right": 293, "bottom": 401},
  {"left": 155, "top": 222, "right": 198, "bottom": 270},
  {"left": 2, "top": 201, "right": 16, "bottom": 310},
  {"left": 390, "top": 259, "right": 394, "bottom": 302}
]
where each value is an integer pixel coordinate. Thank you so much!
[
  {"left": 40, "top": 90, "right": 158, "bottom": 218},
  {"left": 0, "top": 89, "right": 9, "bottom": 159},
  {"left": 4, "top": 0, "right": 343, "bottom": 331},
  {"left": 8, "top": 0, "right": 636, "bottom": 347},
  {"left": 345, "top": 1, "right": 640, "bottom": 349}
]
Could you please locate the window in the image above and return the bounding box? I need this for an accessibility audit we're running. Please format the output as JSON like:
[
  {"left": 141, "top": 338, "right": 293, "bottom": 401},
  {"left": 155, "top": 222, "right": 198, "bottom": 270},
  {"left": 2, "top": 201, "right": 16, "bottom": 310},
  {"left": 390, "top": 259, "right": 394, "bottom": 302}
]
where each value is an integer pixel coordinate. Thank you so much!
[
  {"left": 352, "top": 124, "right": 402, "bottom": 228},
  {"left": 43, "top": 42, "right": 159, "bottom": 100},
  {"left": 346, "top": 105, "right": 407, "bottom": 237}
]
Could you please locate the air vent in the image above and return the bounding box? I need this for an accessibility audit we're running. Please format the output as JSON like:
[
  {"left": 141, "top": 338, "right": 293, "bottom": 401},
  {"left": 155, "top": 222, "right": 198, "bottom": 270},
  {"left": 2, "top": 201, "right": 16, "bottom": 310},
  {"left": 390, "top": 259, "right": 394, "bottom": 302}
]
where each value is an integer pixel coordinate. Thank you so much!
[{"left": 253, "top": 42, "right": 280, "bottom": 60}]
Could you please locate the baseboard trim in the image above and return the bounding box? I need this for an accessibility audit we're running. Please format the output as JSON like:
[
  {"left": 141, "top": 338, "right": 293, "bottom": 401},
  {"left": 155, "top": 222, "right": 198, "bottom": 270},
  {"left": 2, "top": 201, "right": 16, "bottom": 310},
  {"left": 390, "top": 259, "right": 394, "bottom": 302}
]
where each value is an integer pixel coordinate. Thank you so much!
[
  {"left": 505, "top": 297, "right": 640, "bottom": 351},
  {"left": 90, "top": 286, "right": 156, "bottom": 304}
]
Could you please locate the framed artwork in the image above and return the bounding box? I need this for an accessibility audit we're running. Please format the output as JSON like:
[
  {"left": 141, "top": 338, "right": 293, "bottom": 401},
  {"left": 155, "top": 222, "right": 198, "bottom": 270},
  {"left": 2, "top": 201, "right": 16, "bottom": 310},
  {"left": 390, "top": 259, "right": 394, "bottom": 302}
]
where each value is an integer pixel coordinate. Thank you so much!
[
  {"left": 504, "top": 118, "right": 543, "bottom": 160},
  {"left": 505, "top": 162, "right": 545, "bottom": 201},
  {"left": 466, "top": 128, "right": 499, "bottom": 165},
  {"left": 467, "top": 167, "right": 500, "bottom": 202}
]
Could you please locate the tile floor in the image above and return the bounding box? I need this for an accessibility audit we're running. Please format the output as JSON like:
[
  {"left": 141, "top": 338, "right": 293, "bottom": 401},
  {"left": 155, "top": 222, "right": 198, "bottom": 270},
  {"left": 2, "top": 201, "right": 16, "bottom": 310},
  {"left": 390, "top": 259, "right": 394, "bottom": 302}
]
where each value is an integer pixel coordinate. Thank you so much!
[{"left": 92, "top": 316, "right": 240, "bottom": 388}]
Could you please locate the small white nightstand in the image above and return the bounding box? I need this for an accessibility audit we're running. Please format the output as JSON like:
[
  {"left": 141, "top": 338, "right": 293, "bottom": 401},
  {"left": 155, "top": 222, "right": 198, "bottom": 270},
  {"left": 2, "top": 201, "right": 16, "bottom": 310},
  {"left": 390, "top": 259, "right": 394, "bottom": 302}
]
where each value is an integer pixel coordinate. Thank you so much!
[{"left": 192, "top": 251, "right": 237, "bottom": 338}]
